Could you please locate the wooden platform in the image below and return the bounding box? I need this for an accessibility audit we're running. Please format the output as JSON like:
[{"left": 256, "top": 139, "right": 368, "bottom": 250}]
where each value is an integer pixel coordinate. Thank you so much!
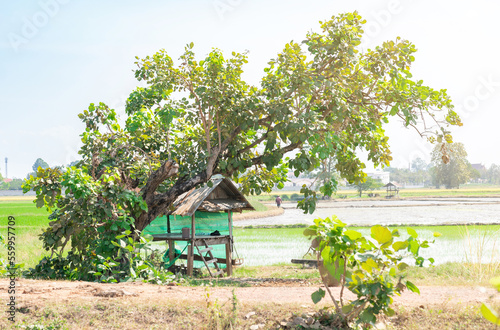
[{"left": 152, "top": 234, "right": 233, "bottom": 276}]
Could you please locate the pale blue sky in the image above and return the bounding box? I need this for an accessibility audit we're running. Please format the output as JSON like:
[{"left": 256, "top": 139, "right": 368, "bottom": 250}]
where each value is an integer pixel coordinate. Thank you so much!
[{"left": 1, "top": 0, "right": 499, "bottom": 178}]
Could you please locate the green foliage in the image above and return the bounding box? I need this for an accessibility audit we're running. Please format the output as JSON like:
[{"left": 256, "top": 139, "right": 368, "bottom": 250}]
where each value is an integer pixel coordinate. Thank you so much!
[
  {"left": 24, "top": 230, "right": 173, "bottom": 284},
  {"left": 32, "top": 158, "right": 49, "bottom": 172},
  {"left": 205, "top": 288, "right": 239, "bottom": 329},
  {"left": 483, "top": 163, "right": 500, "bottom": 184},
  {"left": 431, "top": 142, "right": 472, "bottom": 189},
  {"left": 481, "top": 276, "right": 500, "bottom": 325},
  {"left": 385, "top": 158, "right": 431, "bottom": 186},
  {"left": 304, "top": 216, "right": 436, "bottom": 327}
]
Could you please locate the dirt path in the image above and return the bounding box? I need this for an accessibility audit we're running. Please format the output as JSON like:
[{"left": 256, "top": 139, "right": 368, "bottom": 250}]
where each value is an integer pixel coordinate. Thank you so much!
[{"left": 2, "top": 278, "right": 498, "bottom": 309}]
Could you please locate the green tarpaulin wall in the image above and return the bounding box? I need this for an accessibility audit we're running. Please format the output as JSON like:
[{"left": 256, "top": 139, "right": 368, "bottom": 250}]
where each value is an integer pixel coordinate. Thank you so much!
[{"left": 143, "top": 211, "right": 230, "bottom": 269}]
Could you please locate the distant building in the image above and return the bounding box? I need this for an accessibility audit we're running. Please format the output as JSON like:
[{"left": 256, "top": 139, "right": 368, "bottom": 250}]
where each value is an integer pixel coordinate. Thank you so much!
[
  {"left": 3, "top": 178, "right": 12, "bottom": 183},
  {"left": 471, "top": 163, "right": 486, "bottom": 172},
  {"left": 366, "top": 171, "right": 390, "bottom": 185}
]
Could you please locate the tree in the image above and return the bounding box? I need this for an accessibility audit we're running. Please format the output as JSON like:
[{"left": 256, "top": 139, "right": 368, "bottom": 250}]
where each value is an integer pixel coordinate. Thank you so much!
[
  {"left": 430, "top": 142, "right": 471, "bottom": 188},
  {"left": 7, "top": 178, "right": 24, "bottom": 190},
  {"left": 351, "top": 176, "right": 383, "bottom": 197},
  {"left": 32, "top": 158, "right": 49, "bottom": 172},
  {"left": 484, "top": 164, "right": 500, "bottom": 184},
  {"left": 304, "top": 157, "right": 340, "bottom": 197},
  {"left": 24, "top": 12, "right": 461, "bottom": 280},
  {"left": 411, "top": 157, "right": 428, "bottom": 172}
]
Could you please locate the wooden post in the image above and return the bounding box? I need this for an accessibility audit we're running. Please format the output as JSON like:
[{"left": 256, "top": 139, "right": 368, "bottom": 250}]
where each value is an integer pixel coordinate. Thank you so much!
[
  {"left": 226, "top": 211, "right": 233, "bottom": 276},
  {"left": 228, "top": 211, "right": 233, "bottom": 239},
  {"left": 225, "top": 238, "right": 232, "bottom": 276},
  {"left": 168, "top": 240, "right": 175, "bottom": 272},
  {"left": 187, "top": 213, "right": 195, "bottom": 276},
  {"left": 167, "top": 215, "right": 171, "bottom": 234},
  {"left": 187, "top": 244, "right": 193, "bottom": 276}
]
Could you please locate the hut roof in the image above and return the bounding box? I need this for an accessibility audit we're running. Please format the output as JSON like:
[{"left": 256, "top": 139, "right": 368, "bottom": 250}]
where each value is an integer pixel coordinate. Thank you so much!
[
  {"left": 383, "top": 182, "right": 400, "bottom": 188},
  {"left": 171, "top": 177, "right": 254, "bottom": 216}
]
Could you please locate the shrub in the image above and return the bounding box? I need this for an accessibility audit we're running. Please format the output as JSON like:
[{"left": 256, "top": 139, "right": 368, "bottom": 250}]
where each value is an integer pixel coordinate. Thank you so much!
[
  {"left": 304, "top": 216, "right": 438, "bottom": 328},
  {"left": 481, "top": 276, "right": 500, "bottom": 325}
]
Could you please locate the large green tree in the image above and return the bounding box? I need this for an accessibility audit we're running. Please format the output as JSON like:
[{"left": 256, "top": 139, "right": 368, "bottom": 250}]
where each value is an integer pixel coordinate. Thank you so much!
[
  {"left": 430, "top": 142, "right": 471, "bottom": 188},
  {"left": 25, "top": 12, "right": 461, "bottom": 278},
  {"left": 32, "top": 158, "right": 49, "bottom": 172}
]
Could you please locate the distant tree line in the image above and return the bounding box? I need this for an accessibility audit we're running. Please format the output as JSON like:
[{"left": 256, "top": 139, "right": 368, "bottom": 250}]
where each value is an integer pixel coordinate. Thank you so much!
[
  {"left": 0, "top": 158, "right": 79, "bottom": 191},
  {"left": 383, "top": 143, "right": 498, "bottom": 189}
]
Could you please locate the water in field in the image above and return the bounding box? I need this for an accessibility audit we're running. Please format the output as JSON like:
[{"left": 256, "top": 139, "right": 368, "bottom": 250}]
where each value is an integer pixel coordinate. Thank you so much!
[
  {"left": 235, "top": 197, "right": 500, "bottom": 227},
  {"left": 233, "top": 225, "right": 500, "bottom": 267},
  {"left": 232, "top": 198, "right": 500, "bottom": 266}
]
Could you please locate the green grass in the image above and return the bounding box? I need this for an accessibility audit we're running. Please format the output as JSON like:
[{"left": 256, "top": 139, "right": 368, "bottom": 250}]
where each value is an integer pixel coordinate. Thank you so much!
[
  {"left": 0, "top": 200, "right": 52, "bottom": 227},
  {"left": 242, "top": 196, "right": 268, "bottom": 212},
  {"left": 0, "top": 199, "right": 52, "bottom": 268}
]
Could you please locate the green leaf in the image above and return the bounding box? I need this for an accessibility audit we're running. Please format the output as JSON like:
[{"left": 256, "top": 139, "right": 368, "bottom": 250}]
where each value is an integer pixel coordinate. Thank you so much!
[
  {"left": 433, "top": 232, "right": 442, "bottom": 238},
  {"left": 407, "top": 228, "right": 418, "bottom": 238},
  {"left": 36, "top": 198, "right": 45, "bottom": 208},
  {"left": 303, "top": 228, "right": 317, "bottom": 237},
  {"left": 311, "top": 288, "right": 325, "bottom": 304},
  {"left": 398, "top": 262, "right": 409, "bottom": 271},
  {"left": 359, "top": 309, "right": 376, "bottom": 324},
  {"left": 385, "top": 308, "right": 395, "bottom": 317},
  {"left": 481, "top": 303, "right": 500, "bottom": 325},
  {"left": 409, "top": 240, "right": 420, "bottom": 255},
  {"left": 392, "top": 241, "right": 408, "bottom": 251},
  {"left": 490, "top": 276, "right": 500, "bottom": 291},
  {"left": 344, "top": 229, "right": 362, "bottom": 241},
  {"left": 371, "top": 225, "right": 392, "bottom": 245},
  {"left": 389, "top": 267, "right": 396, "bottom": 276},
  {"left": 406, "top": 280, "right": 420, "bottom": 294},
  {"left": 366, "top": 257, "right": 378, "bottom": 269},
  {"left": 137, "top": 264, "right": 149, "bottom": 271},
  {"left": 341, "top": 304, "right": 354, "bottom": 313}
]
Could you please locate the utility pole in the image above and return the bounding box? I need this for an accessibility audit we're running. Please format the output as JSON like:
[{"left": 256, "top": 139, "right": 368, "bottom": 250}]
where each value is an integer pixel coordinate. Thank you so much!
[{"left": 4, "top": 157, "right": 7, "bottom": 178}]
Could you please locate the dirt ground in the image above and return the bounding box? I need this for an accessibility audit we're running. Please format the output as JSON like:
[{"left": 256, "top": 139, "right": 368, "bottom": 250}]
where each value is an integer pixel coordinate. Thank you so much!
[{"left": 2, "top": 278, "right": 498, "bottom": 310}]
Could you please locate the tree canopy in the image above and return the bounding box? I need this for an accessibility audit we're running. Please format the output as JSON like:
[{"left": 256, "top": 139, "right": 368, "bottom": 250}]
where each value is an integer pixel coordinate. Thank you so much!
[
  {"left": 32, "top": 158, "right": 49, "bottom": 172},
  {"left": 430, "top": 142, "right": 471, "bottom": 189},
  {"left": 24, "top": 12, "right": 461, "bottom": 280}
]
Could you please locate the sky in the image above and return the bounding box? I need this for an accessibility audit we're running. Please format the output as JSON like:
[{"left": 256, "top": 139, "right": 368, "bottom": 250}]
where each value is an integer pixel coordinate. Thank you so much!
[{"left": 1, "top": 0, "right": 499, "bottom": 179}]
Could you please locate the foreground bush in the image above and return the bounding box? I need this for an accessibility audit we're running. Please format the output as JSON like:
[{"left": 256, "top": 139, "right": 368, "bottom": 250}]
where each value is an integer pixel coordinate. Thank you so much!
[{"left": 304, "top": 216, "right": 438, "bottom": 328}]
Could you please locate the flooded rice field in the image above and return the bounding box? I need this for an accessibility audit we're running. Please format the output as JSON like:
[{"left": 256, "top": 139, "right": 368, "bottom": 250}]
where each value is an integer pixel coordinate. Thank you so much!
[
  {"left": 235, "top": 197, "right": 500, "bottom": 227},
  {"left": 233, "top": 198, "right": 500, "bottom": 266}
]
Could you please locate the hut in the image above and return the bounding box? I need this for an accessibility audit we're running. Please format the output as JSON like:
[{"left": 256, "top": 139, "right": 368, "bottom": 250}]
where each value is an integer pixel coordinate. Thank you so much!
[
  {"left": 143, "top": 177, "right": 254, "bottom": 277},
  {"left": 383, "top": 182, "right": 400, "bottom": 198}
]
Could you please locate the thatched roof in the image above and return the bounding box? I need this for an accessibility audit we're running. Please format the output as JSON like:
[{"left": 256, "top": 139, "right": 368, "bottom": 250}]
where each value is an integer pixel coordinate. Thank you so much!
[
  {"left": 383, "top": 182, "right": 400, "bottom": 188},
  {"left": 171, "top": 177, "right": 254, "bottom": 216}
]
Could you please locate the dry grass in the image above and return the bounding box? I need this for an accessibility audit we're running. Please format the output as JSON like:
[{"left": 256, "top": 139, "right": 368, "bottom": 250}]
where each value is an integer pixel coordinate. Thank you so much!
[
  {"left": 233, "top": 206, "right": 284, "bottom": 221},
  {"left": 2, "top": 296, "right": 308, "bottom": 329},
  {"left": 0, "top": 196, "right": 34, "bottom": 201},
  {"left": 3, "top": 294, "right": 499, "bottom": 329},
  {"left": 460, "top": 225, "right": 500, "bottom": 283},
  {"left": 387, "top": 303, "right": 500, "bottom": 330}
]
